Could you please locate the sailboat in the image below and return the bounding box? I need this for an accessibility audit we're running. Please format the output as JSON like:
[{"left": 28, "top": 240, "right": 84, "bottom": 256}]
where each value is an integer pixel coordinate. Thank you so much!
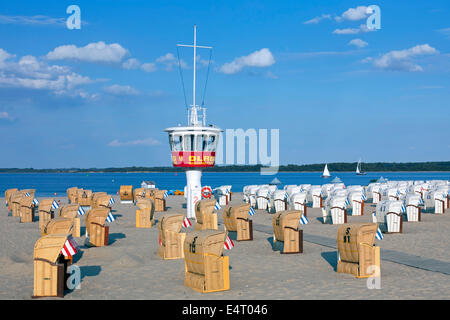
[
  {"left": 322, "top": 164, "right": 331, "bottom": 178},
  {"left": 356, "top": 159, "right": 366, "bottom": 175}
]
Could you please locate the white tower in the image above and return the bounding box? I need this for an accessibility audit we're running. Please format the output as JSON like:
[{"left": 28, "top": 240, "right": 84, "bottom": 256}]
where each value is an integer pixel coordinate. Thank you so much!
[{"left": 165, "top": 25, "right": 222, "bottom": 219}]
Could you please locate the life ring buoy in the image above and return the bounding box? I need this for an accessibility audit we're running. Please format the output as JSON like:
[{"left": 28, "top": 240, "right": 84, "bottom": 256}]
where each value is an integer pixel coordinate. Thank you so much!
[{"left": 201, "top": 186, "right": 212, "bottom": 199}]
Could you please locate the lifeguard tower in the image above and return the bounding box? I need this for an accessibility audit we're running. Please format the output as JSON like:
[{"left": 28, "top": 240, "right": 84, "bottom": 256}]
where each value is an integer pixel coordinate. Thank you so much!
[{"left": 165, "top": 26, "right": 222, "bottom": 219}]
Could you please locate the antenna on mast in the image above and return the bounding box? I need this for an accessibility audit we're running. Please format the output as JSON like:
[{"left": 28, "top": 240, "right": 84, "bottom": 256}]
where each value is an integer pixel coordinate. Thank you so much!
[{"left": 177, "top": 25, "right": 212, "bottom": 127}]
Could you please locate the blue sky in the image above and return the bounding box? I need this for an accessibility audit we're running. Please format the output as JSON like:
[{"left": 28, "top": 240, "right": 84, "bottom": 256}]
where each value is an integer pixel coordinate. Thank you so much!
[{"left": 0, "top": 0, "right": 449, "bottom": 168}]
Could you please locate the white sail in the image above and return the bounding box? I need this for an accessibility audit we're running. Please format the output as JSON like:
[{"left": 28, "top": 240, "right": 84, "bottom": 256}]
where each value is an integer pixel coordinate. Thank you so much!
[
  {"left": 356, "top": 160, "right": 361, "bottom": 174},
  {"left": 322, "top": 164, "right": 330, "bottom": 177}
]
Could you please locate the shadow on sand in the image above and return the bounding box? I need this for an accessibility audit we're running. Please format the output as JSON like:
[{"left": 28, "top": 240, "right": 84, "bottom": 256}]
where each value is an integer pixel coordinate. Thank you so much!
[{"left": 321, "top": 251, "right": 338, "bottom": 271}]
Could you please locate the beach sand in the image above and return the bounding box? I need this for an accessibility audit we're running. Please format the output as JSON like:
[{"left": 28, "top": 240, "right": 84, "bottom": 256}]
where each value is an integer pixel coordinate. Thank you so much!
[{"left": 1, "top": 193, "right": 449, "bottom": 300}]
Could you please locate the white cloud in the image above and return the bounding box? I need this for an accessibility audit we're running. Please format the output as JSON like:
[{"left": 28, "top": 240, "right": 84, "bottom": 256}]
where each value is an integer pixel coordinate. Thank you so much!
[
  {"left": 333, "top": 24, "right": 376, "bottom": 35},
  {"left": 304, "top": 14, "right": 333, "bottom": 25},
  {"left": 0, "top": 49, "right": 96, "bottom": 95},
  {"left": 122, "top": 58, "right": 140, "bottom": 70},
  {"left": 108, "top": 137, "right": 161, "bottom": 147},
  {"left": 336, "top": 6, "right": 369, "bottom": 22},
  {"left": 141, "top": 62, "right": 157, "bottom": 72},
  {"left": 0, "top": 111, "right": 14, "bottom": 121},
  {"left": 349, "top": 38, "right": 368, "bottom": 48},
  {"left": 437, "top": 27, "right": 450, "bottom": 38},
  {"left": 373, "top": 44, "right": 439, "bottom": 72},
  {"left": 122, "top": 58, "right": 157, "bottom": 72},
  {"left": 46, "top": 41, "right": 129, "bottom": 63},
  {"left": 156, "top": 53, "right": 187, "bottom": 71},
  {"left": 265, "top": 71, "right": 278, "bottom": 79},
  {"left": 219, "top": 48, "right": 275, "bottom": 74},
  {"left": 0, "top": 48, "right": 14, "bottom": 63},
  {"left": 333, "top": 28, "right": 360, "bottom": 35},
  {"left": 0, "top": 14, "right": 65, "bottom": 26},
  {"left": 103, "top": 84, "right": 140, "bottom": 95}
]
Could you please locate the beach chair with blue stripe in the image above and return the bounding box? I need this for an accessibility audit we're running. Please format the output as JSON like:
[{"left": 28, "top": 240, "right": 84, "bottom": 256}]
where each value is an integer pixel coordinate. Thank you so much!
[
  {"left": 272, "top": 210, "right": 303, "bottom": 254},
  {"left": 85, "top": 208, "right": 110, "bottom": 247},
  {"left": 223, "top": 203, "right": 253, "bottom": 241},
  {"left": 195, "top": 199, "right": 218, "bottom": 230},
  {"left": 337, "top": 223, "right": 380, "bottom": 278}
]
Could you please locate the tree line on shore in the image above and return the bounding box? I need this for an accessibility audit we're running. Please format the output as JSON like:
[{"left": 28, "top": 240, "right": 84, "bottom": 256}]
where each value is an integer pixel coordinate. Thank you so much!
[{"left": 1, "top": 161, "right": 450, "bottom": 173}]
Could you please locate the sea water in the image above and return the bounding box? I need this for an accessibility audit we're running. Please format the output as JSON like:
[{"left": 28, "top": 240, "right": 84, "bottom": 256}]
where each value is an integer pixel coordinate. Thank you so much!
[{"left": 0, "top": 171, "right": 449, "bottom": 197}]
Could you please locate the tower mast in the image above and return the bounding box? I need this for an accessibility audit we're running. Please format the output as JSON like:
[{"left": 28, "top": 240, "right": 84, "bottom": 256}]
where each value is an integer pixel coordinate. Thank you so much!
[{"left": 177, "top": 25, "right": 212, "bottom": 126}]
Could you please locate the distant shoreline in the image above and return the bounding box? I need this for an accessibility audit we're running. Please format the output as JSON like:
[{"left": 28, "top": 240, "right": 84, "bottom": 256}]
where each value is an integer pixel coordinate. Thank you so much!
[{"left": 1, "top": 161, "right": 450, "bottom": 173}]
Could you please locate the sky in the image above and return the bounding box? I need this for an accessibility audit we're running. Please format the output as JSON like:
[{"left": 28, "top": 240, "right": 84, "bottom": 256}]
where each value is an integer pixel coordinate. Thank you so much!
[{"left": 0, "top": 0, "right": 449, "bottom": 168}]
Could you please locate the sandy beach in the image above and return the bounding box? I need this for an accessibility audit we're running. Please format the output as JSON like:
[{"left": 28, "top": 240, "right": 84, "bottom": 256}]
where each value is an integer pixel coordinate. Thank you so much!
[{"left": 1, "top": 192, "right": 449, "bottom": 300}]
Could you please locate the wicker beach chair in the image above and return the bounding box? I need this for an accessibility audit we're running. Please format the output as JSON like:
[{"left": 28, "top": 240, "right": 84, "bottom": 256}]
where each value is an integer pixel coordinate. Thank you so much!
[
  {"left": 336, "top": 223, "right": 380, "bottom": 278},
  {"left": 222, "top": 203, "right": 253, "bottom": 241},
  {"left": 184, "top": 230, "right": 229, "bottom": 293},
  {"left": 158, "top": 214, "right": 185, "bottom": 259},
  {"left": 194, "top": 199, "right": 217, "bottom": 230}
]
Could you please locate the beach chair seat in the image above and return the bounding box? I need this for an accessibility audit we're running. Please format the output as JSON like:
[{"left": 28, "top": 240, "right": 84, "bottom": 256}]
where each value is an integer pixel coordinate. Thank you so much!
[
  {"left": 222, "top": 203, "right": 253, "bottom": 241},
  {"left": 10, "top": 192, "right": 24, "bottom": 217},
  {"left": 372, "top": 189, "right": 382, "bottom": 204},
  {"left": 405, "top": 194, "right": 421, "bottom": 222},
  {"left": 91, "top": 192, "right": 108, "bottom": 208},
  {"left": 134, "top": 187, "right": 153, "bottom": 202},
  {"left": 337, "top": 223, "right": 380, "bottom": 278},
  {"left": 59, "top": 204, "right": 81, "bottom": 237},
  {"left": 374, "top": 200, "right": 403, "bottom": 233},
  {"left": 154, "top": 190, "right": 167, "bottom": 212},
  {"left": 322, "top": 196, "right": 347, "bottom": 224},
  {"left": 272, "top": 210, "right": 303, "bottom": 254},
  {"left": 84, "top": 208, "right": 110, "bottom": 247},
  {"left": 76, "top": 189, "right": 93, "bottom": 207},
  {"left": 38, "top": 199, "right": 55, "bottom": 230},
  {"left": 92, "top": 193, "right": 111, "bottom": 209},
  {"left": 33, "top": 234, "right": 73, "bottom": 298},
  {"left": 5, "top": 188, "right": 18, "bottom": 212},
  {"left": 425, "top": 191, "right": 447, "bottom": 214},
  {"left": 194, "top": 199, "right": 218, "bottom": 230},
  {"left": 289, "top": 192, "right": 307, "bottom": 215},
  {"left": 66, "top": 187, "right": 78, "bottom": 204},
  {"left": 59, "top": 204, "right": 79, "bottom": 218},
  {"left": 308, "top": 186, "right": 322, "bottom": 208},
  {"left": 158, "top": 214, "right": 186, "bottom": 259},
  {"left": 247, "top": 186, "right": 259, "bottom": 208},
  {"left": 214, "top": 186, "right": 229, "bottom": 206},
  {"left": 270, "top": 190, "right": 287, "bottom": 213},
  {"left": 184, "top": 230, "right": 229, "bottom": 293},
  {"left": 256, "top": 187, "right": 270, "bottom": 210},
  {"left": 348, "top": 191, "right": 364, "bottom": 216},
  {"left": 19, "top": 196, "right": 36, "bottom": 223},
  {"left": 120, "top": 185, "right": 134, "bottom": 203},
  {"left": 136, "top": 199, "right": 155, "bottom": 228},
  {"left": 41, "top": 218, "right": 74, "bottom": 236}
]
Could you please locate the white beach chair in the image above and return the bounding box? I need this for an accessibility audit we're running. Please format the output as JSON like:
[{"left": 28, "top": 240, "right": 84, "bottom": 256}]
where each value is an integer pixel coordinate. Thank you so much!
[
  {"left": 374, "top": 200, "right": 403, "bottom": 233},
  {"left": 308, "top": 186, "right": 322, "bottom": 208},
  {"left": 214, "top": 186, "right": 228, "bottom": 206},
  {"left": 256, "top": 187, "right": 270, "bottom": 210},
  {"left": 405, "top": 194, "right": 422, "bottom": 222},
  {"left": 248, "top": 186, "right": 260, "bottom": 208},
  {"left": 289, "top": 192, "right": 307, "bottom": 214},
  {"left": 322, "top": 196, "right": 347, "bottom": 224},
  {"left": 270, "top": 190, "right": 287, "bottom": 213},
  {"left": 348, "top": 191, "right": 364, "bottom": 216}
]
